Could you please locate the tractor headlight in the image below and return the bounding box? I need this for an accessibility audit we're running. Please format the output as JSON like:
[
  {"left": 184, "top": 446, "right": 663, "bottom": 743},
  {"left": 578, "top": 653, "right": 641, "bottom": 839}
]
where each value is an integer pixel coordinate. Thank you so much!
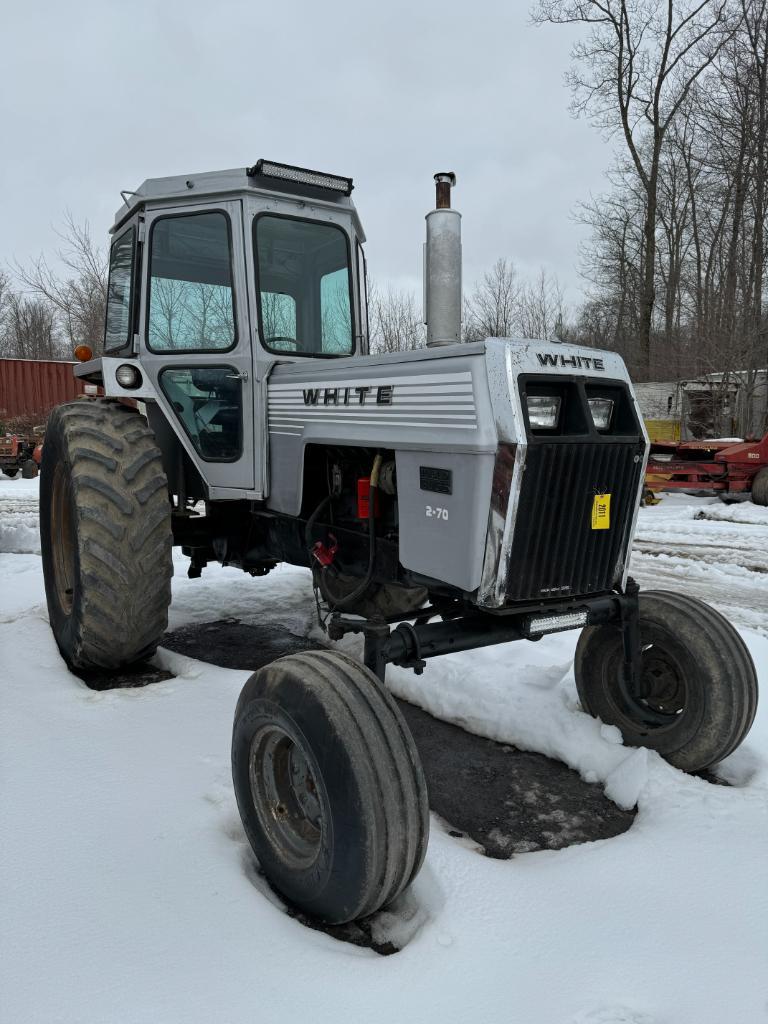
[
  {"left": 588, "top": 397, "right": 614, "bottom": 431},
  {"left": 526, "top": 394, "right": 561, "bottom": 430},
  {"left": 115, "top": 363, "right": 142, "bottom": 390}
]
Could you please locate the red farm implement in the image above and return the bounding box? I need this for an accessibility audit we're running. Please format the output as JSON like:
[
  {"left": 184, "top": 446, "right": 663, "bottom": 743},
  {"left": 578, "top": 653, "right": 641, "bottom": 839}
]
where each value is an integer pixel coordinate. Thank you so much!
[
  {"left": 645, "top": 433, "right": 768, "bottom": 504},
  {"left": 0, "top": 433, "right": 42, "bottom": 479}
]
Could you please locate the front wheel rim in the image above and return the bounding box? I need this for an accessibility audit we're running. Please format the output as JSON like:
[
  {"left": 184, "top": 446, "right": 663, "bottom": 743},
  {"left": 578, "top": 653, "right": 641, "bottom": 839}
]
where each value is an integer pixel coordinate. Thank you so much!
[
  {"left": 249, "top": 724, "right": 323, "bottom": 869},
  {"left": 614, "top": 626, "right": 690, "bottom": 733}
]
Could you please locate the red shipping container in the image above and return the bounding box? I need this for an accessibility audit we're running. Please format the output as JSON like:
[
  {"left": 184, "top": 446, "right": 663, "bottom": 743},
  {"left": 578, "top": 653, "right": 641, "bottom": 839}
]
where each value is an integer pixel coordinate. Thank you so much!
[{"left": 0, "top": 358, "right": 85, "bottom": 422}]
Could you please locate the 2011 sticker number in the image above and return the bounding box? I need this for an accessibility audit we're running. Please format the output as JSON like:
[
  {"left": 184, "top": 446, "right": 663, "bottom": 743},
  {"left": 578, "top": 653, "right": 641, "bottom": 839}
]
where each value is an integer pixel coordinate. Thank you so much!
[{"left": 425, "top": 505, "right": 449, "bottom": 520}]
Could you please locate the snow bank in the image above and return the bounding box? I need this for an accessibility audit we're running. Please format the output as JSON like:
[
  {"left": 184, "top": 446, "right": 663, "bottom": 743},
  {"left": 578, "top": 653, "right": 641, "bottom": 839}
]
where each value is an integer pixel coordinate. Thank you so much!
[
  {"left": 695, "top": 502, "right": 768, "bottom": 526},
  {"left": 0, "top": 518, "right": 40, "bottom": 554},
  {"left": 0, "top": 476, "right": 41, "bottom": 553}
]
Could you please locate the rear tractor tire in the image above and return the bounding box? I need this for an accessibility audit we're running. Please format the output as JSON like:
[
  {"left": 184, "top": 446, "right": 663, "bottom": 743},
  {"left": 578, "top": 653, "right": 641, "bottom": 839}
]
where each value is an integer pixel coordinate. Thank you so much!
[
  {"left": 575, "top": 591, "right": 758, "bottom": 772},
  {"left": 232, "top": 650, "right": 429, "bottom": 924},
  {"left": 40, "top": 400, "right": 173, "bottom": 670},
  {"left": 751, "top": 467, "right": 768, "bottom": 506},
  {"left": 21, "top": 459, "right": 38, "bottom": 479}
]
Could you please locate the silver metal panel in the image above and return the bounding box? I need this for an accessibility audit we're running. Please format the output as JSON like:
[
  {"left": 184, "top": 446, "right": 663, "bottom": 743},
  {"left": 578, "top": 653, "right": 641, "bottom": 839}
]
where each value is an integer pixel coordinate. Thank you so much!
[
  {"left": 395, "top": 449, "right": 495, "bottom": 592},
  {"left": 499, "top": 336, "right": 631, "bottom": 383},
  {"left": 265, "top": 346, "right": 497, "bottom": 515},
  {"left": 78, "top": 356, "right": 158, "bottom": 401},
  {"left": 477, "top": 340, "right": 528, "bottom": 607}
]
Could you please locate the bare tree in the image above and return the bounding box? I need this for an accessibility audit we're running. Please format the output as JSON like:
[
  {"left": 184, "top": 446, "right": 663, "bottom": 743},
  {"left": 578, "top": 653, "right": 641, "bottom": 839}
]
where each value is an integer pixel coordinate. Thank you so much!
[
  {"left": 741, "top": 0, "right": 768, "bottom": 418},
  {"left": 576, "top": 296, "right": 621, "bottom": 348},
  {"left": 0, "top": 292, "right": 61, "bottom": 359},
  {"left": 463, "top": 258, "right": 521, "bottom": 340},
  {"left": 518, "top": 268, "right": 568, "bottom": 340},
  {"left": 464, "top": 258, "right": 568, "bottom": 342},
  {"left": 368, "top": 283, "right": 425, "bottom": 353},
  {"left": 0, "top": 269, "right": 11, "bottom": 342},
  {"left": 577, "top": 178, "right": 646, "bottom": 369},
  {"left": 534, "top": 0, "right": 739, "bottom": 376},
  {"left": 15, "top": 214, "right": 108, "bottom": 352}
]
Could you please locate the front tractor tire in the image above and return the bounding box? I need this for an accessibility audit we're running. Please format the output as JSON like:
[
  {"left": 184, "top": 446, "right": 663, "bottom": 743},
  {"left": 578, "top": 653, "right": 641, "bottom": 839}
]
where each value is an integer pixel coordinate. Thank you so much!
[
  {"left": 232, "top": 650, "right": 429, "bottom": 924},
  {"left": 40, "top": 401, "right": 173, "bottom": 670},
  {"left": 575, "top": 591, "right": 758, "bottom": 772}
]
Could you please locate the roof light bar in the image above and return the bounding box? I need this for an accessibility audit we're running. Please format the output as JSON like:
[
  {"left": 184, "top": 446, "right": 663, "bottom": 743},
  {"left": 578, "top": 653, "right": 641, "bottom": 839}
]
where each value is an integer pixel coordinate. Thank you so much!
[
  {"left": 526, "top": 610, "right": 588, "bottom": 636},
  {"left": 248, "top": 159, "right": 353, "bottom": 196}
]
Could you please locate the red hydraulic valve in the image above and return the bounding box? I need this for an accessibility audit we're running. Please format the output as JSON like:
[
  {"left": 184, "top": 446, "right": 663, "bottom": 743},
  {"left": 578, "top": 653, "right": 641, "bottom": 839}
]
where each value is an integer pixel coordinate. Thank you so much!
[
  {"left": 312, "top": 534, "right": 338, "bottom": 567},
  {"left": 357, "top": 477, "right": 381, "bottom": 519}
]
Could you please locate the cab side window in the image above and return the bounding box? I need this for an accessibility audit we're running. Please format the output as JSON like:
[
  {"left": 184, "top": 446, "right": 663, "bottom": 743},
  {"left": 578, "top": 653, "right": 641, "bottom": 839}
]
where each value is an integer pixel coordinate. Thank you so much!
[
  {"left": 147, "top": 212, "right": 236, "bottom": 352},
  {"left": 104, "top": 227, "right": 135, "bottom": 351}
]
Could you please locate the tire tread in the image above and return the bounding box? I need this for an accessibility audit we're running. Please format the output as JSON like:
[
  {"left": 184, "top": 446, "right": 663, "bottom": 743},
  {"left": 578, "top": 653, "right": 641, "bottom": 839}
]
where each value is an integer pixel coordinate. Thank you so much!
[
  {"left": 575, "top": 589, "right": 758, "bottom": 772},
  {"left": 233, "top": 649, "right": 429, "bottom": 924},
  {"left": 40, "top": 400, "right": 173, "bottom": 669}
]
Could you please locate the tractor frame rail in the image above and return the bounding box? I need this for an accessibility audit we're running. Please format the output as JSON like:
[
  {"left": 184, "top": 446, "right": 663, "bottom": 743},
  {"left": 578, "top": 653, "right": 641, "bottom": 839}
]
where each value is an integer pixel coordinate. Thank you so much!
[{"left": 327, "top": 579, "right": 643, "bottom": 690}]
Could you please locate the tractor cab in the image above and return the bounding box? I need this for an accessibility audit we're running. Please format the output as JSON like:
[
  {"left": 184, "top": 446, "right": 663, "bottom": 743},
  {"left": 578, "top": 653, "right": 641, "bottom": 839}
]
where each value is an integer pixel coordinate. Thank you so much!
[{"left": 92, "top": 161, "right": 369, "bottom": 495}]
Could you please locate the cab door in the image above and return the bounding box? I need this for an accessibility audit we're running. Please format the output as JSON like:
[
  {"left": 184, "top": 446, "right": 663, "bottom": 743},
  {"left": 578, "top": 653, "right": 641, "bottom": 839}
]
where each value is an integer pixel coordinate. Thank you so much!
[{"left": 138, "top": 200, "right": 258, "bottom": 495}]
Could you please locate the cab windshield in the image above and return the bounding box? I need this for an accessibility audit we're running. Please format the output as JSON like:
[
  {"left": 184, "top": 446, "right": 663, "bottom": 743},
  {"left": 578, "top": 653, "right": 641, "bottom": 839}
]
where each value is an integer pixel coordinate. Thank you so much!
[{"left": 254, "top": 215, "right": 354, "bottom": 357}]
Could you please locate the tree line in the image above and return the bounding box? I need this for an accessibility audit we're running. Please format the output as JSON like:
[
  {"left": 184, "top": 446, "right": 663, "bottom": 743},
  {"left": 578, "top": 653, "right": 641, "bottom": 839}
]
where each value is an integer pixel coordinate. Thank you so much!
[
  {"left": 0, "top": 216, "right": 107, "bottom": 361},
  {"left": 368, "top": 261, "right": 566, "bottom": 354},
  {"left": 534, "top": 0, "right": 768, "bottom": 404}
]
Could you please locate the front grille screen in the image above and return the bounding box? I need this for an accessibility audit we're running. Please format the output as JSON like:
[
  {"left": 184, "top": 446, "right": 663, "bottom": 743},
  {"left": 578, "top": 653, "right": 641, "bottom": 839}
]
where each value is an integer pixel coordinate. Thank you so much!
[{"left": 506, "top": 441, "right": 644, "bottom": 601}]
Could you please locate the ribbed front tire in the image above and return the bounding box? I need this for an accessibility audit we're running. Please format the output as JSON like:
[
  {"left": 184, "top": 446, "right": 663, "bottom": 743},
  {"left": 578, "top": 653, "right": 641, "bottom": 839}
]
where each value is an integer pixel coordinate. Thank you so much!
[
  {"left": 40, "top": 400, "right": 173, "bottom": 670},
  {"left": 232, "top": 650, "right": 429, "bottom": 924},
  {"left": 575, "top": 591, "right": 758, "bottom": 772}
]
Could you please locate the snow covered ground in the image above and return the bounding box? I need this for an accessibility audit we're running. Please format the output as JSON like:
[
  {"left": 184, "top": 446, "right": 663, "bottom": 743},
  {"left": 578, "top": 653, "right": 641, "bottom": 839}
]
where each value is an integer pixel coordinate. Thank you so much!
[
  {"left": 631, "top": 493, "right": 768, "bottom": 638},
  {"left": 1, "top": 476, "right": 767, "bottom": 1024}
]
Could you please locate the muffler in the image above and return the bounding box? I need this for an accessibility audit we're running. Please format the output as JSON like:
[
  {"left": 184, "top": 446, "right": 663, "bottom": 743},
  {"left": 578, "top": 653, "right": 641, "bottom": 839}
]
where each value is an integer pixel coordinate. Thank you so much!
[{"left": 424, "top": 172, "right": 462, "bottom": 346}]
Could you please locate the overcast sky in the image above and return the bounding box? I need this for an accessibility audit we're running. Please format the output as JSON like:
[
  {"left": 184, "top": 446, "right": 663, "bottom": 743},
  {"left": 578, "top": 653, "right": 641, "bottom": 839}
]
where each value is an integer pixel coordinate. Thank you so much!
[{"left": 1, "top": 0, "right": 613, "bottom": 310}]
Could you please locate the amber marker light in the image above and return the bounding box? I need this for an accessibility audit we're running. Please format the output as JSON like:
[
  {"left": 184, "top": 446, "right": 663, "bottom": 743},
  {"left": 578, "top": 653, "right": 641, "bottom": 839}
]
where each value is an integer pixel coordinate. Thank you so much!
[{"left": 74, "top": 345, "right": 93, "bottom": 362}]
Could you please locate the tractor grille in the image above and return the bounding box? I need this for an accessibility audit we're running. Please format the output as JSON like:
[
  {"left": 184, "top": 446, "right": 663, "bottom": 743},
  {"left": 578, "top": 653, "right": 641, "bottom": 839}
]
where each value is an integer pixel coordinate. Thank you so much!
[{"left": 506, "top": 441, "right": 645, "bottom": 602}]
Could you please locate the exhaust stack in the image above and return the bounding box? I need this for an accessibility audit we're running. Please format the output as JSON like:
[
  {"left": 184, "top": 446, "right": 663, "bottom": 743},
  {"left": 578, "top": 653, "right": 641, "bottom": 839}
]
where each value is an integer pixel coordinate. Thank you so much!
[{"left": 424, "top": 172, "right": 462, "bottom": 347}]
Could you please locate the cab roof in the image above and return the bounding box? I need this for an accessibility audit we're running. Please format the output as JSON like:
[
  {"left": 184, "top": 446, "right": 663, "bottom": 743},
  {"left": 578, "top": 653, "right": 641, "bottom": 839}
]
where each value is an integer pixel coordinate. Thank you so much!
[{"left": 112, "top": 164, "right": 363, "bottom": 238}]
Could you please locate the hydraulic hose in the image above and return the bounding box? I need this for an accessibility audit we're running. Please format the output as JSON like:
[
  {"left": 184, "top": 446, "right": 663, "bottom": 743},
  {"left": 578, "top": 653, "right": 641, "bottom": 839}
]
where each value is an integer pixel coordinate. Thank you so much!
[{"left": 304, "top": 493, "right": 332, "bottom": 553}]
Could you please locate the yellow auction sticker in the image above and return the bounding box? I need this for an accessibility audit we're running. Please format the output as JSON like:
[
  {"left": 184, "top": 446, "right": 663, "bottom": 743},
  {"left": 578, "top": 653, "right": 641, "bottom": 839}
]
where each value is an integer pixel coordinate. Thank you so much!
[{"left": 591, "top": 493, "right": 611, "bottom": 530}]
